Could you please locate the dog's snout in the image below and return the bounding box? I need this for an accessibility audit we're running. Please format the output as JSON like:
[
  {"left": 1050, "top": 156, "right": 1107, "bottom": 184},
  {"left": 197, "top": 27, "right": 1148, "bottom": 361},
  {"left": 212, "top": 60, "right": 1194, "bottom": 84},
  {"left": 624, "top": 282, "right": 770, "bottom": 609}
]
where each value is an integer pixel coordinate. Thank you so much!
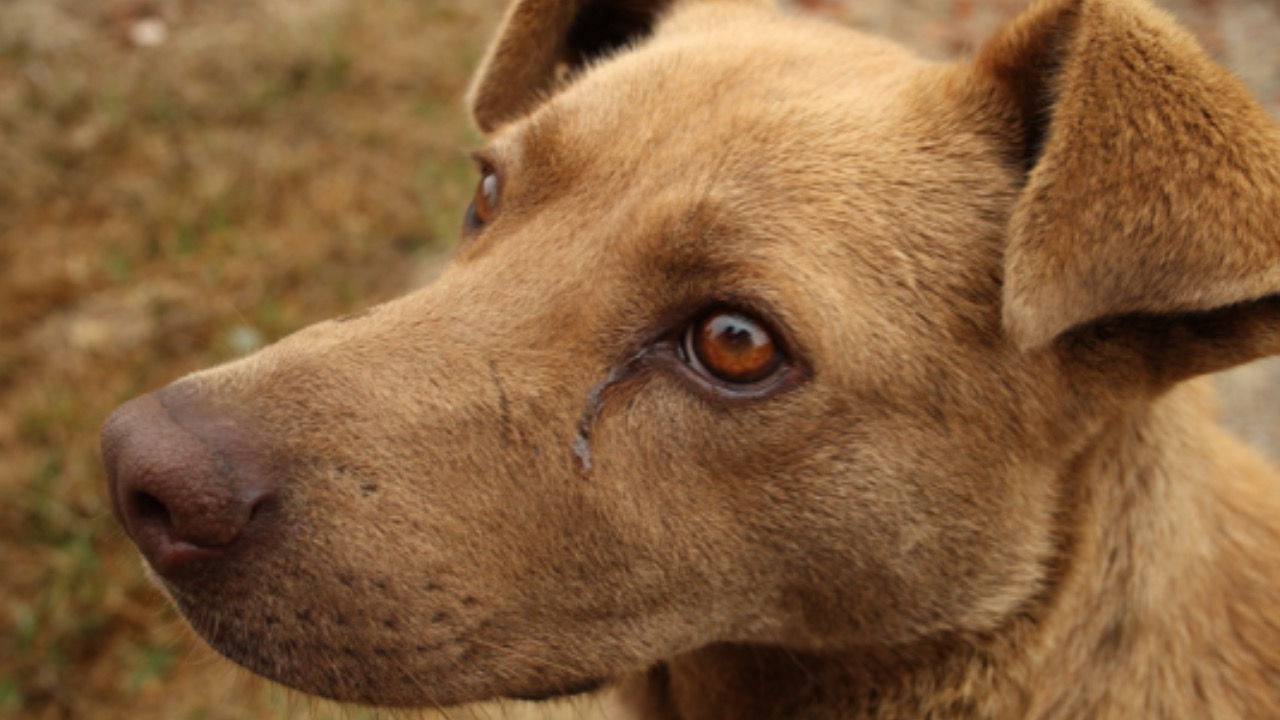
[{"left": 102, "top": 383, "right": 277, "bottom": 576}]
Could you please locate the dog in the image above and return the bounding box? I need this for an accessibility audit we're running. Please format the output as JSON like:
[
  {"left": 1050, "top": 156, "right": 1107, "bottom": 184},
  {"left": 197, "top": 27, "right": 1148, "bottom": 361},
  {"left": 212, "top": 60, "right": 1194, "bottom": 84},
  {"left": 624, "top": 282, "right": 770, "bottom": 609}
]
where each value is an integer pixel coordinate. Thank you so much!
[{"left": 101, "top": 0, "right": 1280, "bottom": 717}]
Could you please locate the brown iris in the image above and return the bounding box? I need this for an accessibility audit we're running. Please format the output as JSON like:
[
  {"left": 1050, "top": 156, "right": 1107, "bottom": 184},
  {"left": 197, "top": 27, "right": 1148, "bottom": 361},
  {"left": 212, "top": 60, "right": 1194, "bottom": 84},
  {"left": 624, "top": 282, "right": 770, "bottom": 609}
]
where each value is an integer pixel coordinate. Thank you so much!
[
  {"left": 466, "top": 171, "right": 500, "bottom": 231},
  {"left": 685, "top": 310, "right": 784, "bottom": 385}
]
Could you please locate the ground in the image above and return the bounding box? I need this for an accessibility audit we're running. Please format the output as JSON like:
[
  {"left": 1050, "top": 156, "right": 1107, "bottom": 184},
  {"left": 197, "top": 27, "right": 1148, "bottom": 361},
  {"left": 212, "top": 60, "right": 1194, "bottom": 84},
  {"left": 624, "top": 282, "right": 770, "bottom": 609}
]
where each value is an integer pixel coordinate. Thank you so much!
[{"left": 1, "top": 1, "right": 1277, "bottom": 718}]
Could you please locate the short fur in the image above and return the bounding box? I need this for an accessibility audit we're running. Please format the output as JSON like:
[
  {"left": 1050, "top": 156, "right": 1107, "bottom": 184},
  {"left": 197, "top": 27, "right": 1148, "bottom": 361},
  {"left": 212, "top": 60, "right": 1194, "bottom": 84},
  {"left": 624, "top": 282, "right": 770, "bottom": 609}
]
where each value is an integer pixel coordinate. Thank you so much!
[{"left": 103, "top": 0, "right": 1280, "bottom": 717}]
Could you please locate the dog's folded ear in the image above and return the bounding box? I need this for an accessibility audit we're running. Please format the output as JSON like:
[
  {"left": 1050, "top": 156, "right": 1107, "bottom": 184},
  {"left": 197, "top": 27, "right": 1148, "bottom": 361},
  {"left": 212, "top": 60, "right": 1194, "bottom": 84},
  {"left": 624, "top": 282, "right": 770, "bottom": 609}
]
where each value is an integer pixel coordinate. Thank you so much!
[
  {"left": 977, "top": 0, "right": 1280, "bottom": 372},
  {"left": 469, "top": 0, "right": 770, "bottom": 132}
]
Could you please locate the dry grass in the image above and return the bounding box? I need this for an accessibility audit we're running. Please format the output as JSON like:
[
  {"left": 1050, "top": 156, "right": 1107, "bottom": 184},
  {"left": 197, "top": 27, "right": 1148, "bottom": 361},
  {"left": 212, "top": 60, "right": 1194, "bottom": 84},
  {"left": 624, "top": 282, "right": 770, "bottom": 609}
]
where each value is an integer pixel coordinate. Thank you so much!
[
  {"left": 0, "top": 0, "right": 498, "bottom": 717},
  {"left": 1, "top": 0, "right": 1276, "bottom": 719}
]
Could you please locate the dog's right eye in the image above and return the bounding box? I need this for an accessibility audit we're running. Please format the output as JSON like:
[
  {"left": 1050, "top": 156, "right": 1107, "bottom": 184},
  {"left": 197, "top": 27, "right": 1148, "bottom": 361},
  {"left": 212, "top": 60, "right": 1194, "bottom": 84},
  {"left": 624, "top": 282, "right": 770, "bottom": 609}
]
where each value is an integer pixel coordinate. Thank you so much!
[
  {"left": 683, "top": 309, "right": 785, "bottom": 386},
  {"left": 464, "top": 170, "right": 500, "bottom": 232}
]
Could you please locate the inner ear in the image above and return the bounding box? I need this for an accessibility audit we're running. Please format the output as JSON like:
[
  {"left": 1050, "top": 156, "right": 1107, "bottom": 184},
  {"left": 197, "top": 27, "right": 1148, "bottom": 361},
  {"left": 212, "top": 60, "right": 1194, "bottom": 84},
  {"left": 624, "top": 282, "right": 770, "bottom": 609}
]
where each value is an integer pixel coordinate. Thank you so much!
[
  {"left": 469, "top": 0, "right": 681, "bottom": 133},
  {"left": 567, "top": 0, "right": 672, "bottom": 68},
  {"left": 975, "top": 0, "right": 1082, "bottom": 173}
]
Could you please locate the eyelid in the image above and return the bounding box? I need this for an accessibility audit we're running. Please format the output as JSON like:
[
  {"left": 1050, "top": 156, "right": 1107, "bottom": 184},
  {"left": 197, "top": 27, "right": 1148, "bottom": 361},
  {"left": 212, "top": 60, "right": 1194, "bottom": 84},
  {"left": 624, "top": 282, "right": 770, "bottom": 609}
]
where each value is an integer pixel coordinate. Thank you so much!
[
  {"left": 467, "top": 149, "right": 499, "bottom": 176},
  {"left": 646, "top": 298, "right": 810, "bottom": 402}
]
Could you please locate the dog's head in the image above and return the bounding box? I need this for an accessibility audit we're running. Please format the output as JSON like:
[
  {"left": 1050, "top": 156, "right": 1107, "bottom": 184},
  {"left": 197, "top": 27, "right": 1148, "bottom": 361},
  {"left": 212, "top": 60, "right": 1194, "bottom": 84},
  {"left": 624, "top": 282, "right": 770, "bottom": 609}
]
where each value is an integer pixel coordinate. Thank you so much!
[{"left": 102, "top": 0, "right": 1280, "bottom": 707}]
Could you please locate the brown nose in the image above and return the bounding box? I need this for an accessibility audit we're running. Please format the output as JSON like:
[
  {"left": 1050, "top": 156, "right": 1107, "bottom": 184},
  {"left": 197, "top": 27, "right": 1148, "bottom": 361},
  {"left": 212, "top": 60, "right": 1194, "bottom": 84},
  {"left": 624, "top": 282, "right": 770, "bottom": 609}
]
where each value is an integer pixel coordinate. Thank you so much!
[{"left": 101, "top": 382, "right": 277, "bottom": 577}]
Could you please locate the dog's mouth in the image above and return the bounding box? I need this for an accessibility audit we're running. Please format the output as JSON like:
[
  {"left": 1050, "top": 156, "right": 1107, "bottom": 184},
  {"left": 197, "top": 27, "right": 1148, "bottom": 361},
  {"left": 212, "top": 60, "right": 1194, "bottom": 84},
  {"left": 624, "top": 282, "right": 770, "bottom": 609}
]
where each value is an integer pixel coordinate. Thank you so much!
[
  {"left": 509, "top": 676, "right": 608, "bottom": 702},
  {"left": 165, "top": 580, "right": 615, "bottom": 707}
]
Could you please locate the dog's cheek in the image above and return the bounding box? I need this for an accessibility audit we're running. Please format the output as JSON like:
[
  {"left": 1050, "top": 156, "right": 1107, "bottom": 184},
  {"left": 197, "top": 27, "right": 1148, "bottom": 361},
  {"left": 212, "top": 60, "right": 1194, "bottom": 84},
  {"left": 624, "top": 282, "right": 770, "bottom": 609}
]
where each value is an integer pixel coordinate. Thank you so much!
[
  {"left": 589, "top": 366, "right": 1062, "bottom": 650},
  {"left": 577, "top": 377, "right": 863, "bottom": 643},
  {"left": 786, "top": 390, "right": 1062, "bottom": 645}
]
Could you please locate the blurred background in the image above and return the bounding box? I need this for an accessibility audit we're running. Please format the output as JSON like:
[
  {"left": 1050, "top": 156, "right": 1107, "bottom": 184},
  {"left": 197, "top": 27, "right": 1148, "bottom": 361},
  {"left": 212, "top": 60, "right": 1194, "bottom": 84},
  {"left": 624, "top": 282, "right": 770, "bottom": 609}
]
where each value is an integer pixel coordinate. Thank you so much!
[{"left": 1, "top": 0, "right": 1277, "bottom": 718}]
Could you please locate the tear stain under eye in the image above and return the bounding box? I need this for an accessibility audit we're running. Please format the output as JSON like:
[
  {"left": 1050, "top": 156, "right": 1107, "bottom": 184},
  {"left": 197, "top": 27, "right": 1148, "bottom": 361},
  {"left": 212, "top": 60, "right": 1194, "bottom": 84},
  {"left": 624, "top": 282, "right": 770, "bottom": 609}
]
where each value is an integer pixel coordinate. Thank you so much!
[{"left": 573, "top": 348, "right": 656, "bottom": 474}]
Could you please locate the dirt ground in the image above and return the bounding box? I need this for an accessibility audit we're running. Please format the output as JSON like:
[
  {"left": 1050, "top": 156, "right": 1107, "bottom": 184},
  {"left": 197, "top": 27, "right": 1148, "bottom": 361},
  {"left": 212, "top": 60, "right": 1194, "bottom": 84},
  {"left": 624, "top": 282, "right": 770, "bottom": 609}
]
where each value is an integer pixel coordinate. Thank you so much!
[{"left": 2, "top": 1, "right": 1277, "bottom": 719}]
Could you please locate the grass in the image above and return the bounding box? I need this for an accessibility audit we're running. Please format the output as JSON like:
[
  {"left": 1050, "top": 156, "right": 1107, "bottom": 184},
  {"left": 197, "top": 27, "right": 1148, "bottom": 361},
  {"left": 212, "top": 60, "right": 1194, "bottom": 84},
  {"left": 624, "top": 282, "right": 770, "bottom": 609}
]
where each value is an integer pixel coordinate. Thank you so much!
[
  {"left": 1, "top": 0, "right": 1274, "bottom": 718},
  {"left": 0, "top": 0, "right": 498, "bottom": 717}
]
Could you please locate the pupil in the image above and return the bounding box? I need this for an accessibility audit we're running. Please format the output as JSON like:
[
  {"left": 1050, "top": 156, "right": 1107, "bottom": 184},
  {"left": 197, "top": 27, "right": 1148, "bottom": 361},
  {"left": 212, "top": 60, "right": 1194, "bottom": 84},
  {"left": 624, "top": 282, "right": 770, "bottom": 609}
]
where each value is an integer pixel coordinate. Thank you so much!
[
  {"left": 711, "top": 316, "right": 758, "bottom": 354},
  {"left": 722, "top": 325, "right": 752, "bottom": 351}
]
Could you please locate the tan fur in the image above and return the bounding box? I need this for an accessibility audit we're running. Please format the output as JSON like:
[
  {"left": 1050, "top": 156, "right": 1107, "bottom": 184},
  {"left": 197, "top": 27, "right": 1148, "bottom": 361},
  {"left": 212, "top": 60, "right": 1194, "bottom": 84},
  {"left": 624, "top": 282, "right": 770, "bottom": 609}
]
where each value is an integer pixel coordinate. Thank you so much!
[
  {"left": 986, "top": 0, "right": 1280, "bottom": 350},
  {"left": 105, "top": 0, "right": 1280, "bottom": 717}
]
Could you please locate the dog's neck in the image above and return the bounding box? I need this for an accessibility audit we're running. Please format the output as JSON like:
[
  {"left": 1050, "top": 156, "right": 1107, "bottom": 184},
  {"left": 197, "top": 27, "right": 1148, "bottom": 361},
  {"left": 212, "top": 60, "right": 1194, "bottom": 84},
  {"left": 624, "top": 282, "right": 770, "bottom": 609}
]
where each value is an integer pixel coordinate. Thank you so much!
[
  {"left": 613, "top": 380, "right": 1280, "bottom": 720},
  {"left": 1014, "top": 379, "right": 1280, "bottom": 719}
]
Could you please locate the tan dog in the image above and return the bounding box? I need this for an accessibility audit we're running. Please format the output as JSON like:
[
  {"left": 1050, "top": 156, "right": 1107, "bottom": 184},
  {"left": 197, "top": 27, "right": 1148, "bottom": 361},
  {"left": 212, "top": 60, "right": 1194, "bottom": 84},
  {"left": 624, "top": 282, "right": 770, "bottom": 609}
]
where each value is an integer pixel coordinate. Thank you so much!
[{"left": 101, "top": 0, "right": 1280, "bottom": 717}]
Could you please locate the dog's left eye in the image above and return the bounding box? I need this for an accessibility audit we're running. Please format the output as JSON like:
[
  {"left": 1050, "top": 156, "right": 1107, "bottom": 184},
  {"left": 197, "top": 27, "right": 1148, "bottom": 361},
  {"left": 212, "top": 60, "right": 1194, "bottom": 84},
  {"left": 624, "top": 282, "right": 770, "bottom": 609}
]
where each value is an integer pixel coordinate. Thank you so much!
[
  {"left": 683, "top": 310, "right": 785, "bottom": 386},
  {"left": 465, "top": 170, "right": 500, "bottom": 232}
]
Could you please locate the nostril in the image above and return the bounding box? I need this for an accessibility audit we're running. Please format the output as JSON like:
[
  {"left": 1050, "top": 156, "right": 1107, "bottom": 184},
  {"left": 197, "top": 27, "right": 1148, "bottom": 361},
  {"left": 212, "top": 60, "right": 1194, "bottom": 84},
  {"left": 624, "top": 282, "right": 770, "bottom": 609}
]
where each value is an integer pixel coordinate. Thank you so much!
[
  {"left": 103, "top": 386, "right": 281, "bottom": 576},
  {"left": 247, "top": 494, "right": 272, "bottom": 524},
  {"left": 132, "top": 491, "right": 173, "bottom": 534}
]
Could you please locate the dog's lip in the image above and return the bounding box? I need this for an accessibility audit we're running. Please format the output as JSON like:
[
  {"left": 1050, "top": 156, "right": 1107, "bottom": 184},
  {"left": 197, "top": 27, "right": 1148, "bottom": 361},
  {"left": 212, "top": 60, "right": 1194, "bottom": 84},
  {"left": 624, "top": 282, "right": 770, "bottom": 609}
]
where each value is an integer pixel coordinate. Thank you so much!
[
  {"left": 175, "top": 594, "right": 611, "bottom": 707},
  {"left": 136, "top": 532, "right": 227, "bottom": 576},
  {"left": 506, "top": 676, "right": 608, "bottom": 702}
]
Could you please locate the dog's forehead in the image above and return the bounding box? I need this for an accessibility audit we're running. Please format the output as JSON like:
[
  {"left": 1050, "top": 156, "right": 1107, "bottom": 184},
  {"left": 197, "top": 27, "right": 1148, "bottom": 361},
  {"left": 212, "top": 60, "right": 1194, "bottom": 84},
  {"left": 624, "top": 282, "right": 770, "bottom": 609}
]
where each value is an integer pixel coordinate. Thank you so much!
[
  {"left": 494, "top": 4, "right": 935, "bottom": 191},
  {"left": 482, "top": 6, "right": 1009, "bottom": 271},
  {"left": 458, "top": 4, "right": 1016, "bottom": 371}
]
